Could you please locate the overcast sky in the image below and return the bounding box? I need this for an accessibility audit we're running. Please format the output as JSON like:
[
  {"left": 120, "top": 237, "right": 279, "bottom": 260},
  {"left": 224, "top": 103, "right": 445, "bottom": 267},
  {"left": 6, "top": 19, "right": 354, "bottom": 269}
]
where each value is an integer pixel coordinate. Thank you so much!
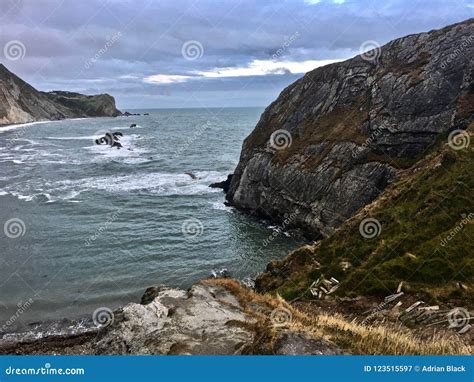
[{"left": 0, "top": 0, "right": 472, "bottom": 109}]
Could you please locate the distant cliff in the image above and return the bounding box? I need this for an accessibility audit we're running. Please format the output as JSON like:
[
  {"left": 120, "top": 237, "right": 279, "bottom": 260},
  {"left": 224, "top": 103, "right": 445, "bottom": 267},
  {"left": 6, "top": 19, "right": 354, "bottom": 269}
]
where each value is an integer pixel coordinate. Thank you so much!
[
  {"left": 0, "top": 64, "right": 121, "bottom": 126},
  {"left": 227, "top": 19, "right": 473, "bottom": 239}
]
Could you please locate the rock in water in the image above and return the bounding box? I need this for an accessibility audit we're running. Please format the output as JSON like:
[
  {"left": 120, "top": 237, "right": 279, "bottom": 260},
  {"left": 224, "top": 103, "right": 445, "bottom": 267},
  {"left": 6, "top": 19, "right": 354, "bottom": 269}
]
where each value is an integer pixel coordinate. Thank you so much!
[
  {"left": 226, "top": 19, "right": 473, "bottom": 239},
  {"left": 209, "top": 174, "right": 233, "bottom": 193}
]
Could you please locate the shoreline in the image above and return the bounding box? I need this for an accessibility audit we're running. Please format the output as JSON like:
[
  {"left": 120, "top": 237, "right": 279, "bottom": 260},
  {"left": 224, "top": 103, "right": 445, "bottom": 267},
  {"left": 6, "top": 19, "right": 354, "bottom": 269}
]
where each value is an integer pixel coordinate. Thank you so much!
[{"left": 0, "top": 116, "right": 121, "bottom": 132}]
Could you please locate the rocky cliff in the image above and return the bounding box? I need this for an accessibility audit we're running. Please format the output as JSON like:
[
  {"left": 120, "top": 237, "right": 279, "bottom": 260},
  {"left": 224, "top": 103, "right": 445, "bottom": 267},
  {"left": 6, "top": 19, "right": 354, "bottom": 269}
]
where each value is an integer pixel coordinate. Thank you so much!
[
  {"left": 255, "top": 131, "right": 474, "bottom": 299},
  {"left": 227, "top": 19, "right": 473, "bottom": 239},
  {"left": 0, "top": 64, "right": 121, "bottom": 126}
]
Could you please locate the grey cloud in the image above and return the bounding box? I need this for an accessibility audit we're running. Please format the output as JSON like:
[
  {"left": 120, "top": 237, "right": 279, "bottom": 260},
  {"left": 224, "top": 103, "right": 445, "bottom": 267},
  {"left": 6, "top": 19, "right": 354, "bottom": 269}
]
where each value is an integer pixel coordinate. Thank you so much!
[{"left": 0, "top": 0, "right": 471, "bottom": 108}]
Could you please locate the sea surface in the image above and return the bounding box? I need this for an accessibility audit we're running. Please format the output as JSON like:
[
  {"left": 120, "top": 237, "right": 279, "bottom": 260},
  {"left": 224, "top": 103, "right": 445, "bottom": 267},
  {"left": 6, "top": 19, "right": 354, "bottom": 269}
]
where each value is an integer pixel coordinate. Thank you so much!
[{"left": 0, "top": 108, "right": 302, "bottom": 330}]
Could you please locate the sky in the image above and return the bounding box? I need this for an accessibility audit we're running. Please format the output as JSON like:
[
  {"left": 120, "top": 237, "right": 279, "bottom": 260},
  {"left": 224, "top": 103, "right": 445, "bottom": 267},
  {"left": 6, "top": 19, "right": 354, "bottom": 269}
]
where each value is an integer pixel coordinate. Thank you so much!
[{"left": 0, "top": 0, "right": 472, "bottom": 109}]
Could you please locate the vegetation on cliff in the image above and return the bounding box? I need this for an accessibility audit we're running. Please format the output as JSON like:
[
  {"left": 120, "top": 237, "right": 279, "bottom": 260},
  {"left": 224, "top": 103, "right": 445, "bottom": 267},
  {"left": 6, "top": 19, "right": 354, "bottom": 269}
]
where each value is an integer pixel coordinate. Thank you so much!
[{"left": 256, "top": 129, "right": 473, "bottom": 303}]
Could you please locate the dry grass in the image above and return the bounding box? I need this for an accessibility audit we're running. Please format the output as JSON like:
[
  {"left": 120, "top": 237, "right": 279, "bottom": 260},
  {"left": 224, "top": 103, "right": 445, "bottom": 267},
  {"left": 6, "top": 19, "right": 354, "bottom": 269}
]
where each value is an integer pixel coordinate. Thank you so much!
[
  {"left": 205, "top": 279, "right": 472, "bottom": 355},
  {"left": 289, "top": 310, "right": 472, "bottom": 355}
]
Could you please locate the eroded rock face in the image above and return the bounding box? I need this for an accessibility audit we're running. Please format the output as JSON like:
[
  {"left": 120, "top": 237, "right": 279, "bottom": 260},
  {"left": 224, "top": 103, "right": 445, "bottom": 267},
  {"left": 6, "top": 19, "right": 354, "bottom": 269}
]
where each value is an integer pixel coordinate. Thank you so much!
[
  {"left": 94, "top": 283, "right": 257, "bottom": 355},
  {"left": 227, "top": 19, "right": 473, "bottom": 238}
]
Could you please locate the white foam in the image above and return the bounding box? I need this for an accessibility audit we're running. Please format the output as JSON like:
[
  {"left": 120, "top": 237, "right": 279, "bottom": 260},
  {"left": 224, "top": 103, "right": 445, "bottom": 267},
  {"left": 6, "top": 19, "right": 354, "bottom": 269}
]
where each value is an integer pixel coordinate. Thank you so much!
[
  {"left": 1, "top": 170, "right": 227, "bottom": 202},
  {"left": 210, "top": 200, "right": 234, "bottom": 212},
  {"left": 0, "top": 120, "right": 61, "bottom": 133},
  {"left": 52, "top": 171, "right": 227, "bottom": 196}
]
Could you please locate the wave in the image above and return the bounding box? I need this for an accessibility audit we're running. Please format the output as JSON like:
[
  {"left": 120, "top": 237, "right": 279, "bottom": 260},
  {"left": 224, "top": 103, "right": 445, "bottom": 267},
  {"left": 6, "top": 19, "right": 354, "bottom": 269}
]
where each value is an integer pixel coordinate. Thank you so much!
[
  {"left": 0, "top": 120, "right": 61, "bottom": 133},
  {"left": 0, "top": 171, "right": 227, "bottom": 202}
]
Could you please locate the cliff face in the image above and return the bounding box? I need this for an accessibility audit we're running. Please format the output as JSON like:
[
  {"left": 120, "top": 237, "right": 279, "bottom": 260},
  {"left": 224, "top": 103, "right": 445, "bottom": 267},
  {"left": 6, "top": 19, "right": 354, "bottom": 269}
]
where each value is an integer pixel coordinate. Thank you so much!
[
  {"left": 0, "top": 64, "right": 121, "bottom": 126},
  {"left": 255, "top": 132, "right": 474, "bottom": 299},
  {"left": 44, "top": 91, "right": 122, "bottom": 118},
  {"left": 227, "top": 19, "right": 473, "bottom": 238}
]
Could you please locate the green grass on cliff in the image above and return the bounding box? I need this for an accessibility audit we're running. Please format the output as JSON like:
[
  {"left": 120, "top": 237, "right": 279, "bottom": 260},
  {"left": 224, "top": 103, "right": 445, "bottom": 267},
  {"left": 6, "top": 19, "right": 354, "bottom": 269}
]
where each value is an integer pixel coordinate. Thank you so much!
[{"left": 270, "top": 131, "right": 474, "bottom": 302}]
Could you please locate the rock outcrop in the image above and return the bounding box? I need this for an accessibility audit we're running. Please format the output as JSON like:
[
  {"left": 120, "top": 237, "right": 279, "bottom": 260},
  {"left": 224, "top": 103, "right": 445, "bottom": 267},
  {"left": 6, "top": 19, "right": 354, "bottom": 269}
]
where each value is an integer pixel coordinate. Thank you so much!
[
  {"left": 227, "top": 19, "right": 473, "bottom": 238},
  {"left": 0, "top": 64, "right": 121, "bottom": 126},
  {"left": 95, "top": 283, "right": 256, "bottom": 355},
  {"left": 0, "top": 281, "right": 342, "bottom": 355}
]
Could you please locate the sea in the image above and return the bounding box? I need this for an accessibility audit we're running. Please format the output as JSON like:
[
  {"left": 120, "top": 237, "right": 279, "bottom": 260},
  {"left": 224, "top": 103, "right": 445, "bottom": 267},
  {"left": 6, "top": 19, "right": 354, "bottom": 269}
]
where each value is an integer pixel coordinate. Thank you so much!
[{"left": 0, "top": 108, "right": 302, "bottom": 334}]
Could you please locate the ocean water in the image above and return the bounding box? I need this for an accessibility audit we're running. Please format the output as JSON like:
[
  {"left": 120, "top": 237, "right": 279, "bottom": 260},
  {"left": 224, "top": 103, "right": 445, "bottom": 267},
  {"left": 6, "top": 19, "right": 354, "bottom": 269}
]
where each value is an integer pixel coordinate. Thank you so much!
[{"left": 0, "top": 108, "right": 302, "bottom": 328}]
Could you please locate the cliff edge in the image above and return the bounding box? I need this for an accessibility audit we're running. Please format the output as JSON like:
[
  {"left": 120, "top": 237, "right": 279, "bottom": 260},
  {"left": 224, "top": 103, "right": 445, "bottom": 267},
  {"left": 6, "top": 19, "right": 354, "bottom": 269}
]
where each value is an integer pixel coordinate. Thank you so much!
[
  {"left": 227, "top": 19, "right": 473, "bottom": 239},
  {"left": 0, "top": 64, "right": 121, "bottom": 126}
]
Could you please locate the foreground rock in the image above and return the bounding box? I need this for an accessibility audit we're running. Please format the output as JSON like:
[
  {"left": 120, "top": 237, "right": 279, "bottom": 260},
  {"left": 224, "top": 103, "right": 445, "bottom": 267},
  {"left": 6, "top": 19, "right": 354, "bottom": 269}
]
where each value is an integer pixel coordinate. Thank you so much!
[
  {"left": 227, "top": 19, "right": 473, "bottom": 238},
  {"left": 0, "top": 282, "right": 341, "bottom": 355},
  {"left": 0, "top": 64, "right": 121, "bottom": 126},
  {"left": 95, "top": 283, "right": 256, "bottom": 355}
]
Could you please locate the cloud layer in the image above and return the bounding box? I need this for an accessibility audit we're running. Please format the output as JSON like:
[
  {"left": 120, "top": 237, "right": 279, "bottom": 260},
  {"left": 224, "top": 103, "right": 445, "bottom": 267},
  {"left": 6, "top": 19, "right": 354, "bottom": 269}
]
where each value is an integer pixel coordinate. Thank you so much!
[{"left": 0, "top": 0, "right": 472, "bottom": 108}]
